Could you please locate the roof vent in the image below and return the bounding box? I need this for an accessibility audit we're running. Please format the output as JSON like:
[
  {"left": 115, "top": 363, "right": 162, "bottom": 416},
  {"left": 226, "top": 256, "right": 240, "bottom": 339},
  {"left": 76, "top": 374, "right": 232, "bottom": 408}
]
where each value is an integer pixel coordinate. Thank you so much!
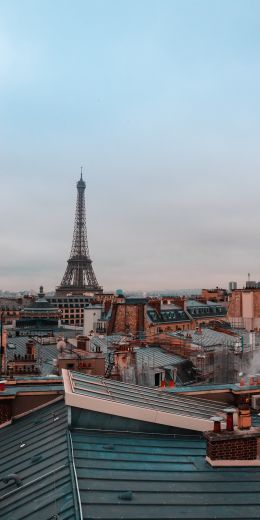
[
  {"left": 118, "top": 491, "right": 133, "bottom": 501},
  {"left": 2, "top": 473, "right": 22, "bottom": 487}
]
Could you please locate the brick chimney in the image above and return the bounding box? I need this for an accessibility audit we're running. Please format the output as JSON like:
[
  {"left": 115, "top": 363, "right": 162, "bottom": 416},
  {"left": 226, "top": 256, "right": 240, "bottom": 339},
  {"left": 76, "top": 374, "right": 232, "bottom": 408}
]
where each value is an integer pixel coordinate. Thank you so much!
[
  {"left": 77, "top": 336, "right": 90, "bottom": 351},
  {"left": 204, "top": 407, "right": 260, "bottom": 466},
  {"left": 26, "top": 340, "right": 36, "bottom": 359},
  {"left": 148, "top": 299, "right": 161, "bottom": 314},
  {"left": 104, "top": 300, "right": 112, "bottom": 315}
]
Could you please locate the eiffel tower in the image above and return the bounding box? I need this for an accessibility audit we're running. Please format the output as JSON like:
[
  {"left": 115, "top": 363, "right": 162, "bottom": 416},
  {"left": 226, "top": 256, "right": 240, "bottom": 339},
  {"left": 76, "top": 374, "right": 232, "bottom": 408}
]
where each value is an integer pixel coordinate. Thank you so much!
[{"left": 56, "top": 170, "right": 102, "bottom": 295}]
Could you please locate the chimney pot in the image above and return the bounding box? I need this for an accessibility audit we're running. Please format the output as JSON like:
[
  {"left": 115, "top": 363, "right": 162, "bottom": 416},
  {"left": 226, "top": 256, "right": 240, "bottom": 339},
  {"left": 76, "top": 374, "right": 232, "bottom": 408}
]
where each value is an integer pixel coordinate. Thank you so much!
[
  {"left": 249, "top": 375, "right": 255, "bottom": 386},
  {"left": 210, "top": 416, "right": 222, "bottom": 433},
  {"left": 224, "top": 407, "right": 236, "bottom": 432},
  {"left": 0, "top": 380, "right": 6, "bottom": 391}
]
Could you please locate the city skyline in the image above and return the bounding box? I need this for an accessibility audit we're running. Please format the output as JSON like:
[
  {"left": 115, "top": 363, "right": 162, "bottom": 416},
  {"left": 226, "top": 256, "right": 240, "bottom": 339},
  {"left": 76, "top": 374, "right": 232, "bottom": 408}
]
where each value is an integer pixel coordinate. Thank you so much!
[{"left": 1, "top": 1, "right": 260, "bottom": 291}]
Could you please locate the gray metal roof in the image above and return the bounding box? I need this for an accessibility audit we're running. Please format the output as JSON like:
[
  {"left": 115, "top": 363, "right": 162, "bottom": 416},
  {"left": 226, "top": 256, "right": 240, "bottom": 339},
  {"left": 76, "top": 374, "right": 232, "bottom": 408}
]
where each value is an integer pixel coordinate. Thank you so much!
[
  {"left": 71, "top": 428, "right": 260, "bottom": 519},
  {"left": 146, "top": 306, "right": 191, "bottom": 324},
  {"left": 0, "top": 399, "right": 79, "bottom": 519},
  {"left": 0, "top": 384, "right": 64, "bottom": 396},
  {"left": 7, "top": 336, "right": 58, "bottom": 375},
  {"left": 68, "top": 371, "right": 225, "bottom": 422},
  {"left": 90, "top": 335, "right": 109, "bottom": 353},
  {"left": 186, "top": 300, "right": 227, "bottom": 318},
  {"left": 187, "top": 299, "right": 207, "bottom": 307},
  {"left": 170, "top": 328, "right": 238, "bottom": 348},
  {"left": 135, "top": 346, "right": 185, "bottom": 369}
]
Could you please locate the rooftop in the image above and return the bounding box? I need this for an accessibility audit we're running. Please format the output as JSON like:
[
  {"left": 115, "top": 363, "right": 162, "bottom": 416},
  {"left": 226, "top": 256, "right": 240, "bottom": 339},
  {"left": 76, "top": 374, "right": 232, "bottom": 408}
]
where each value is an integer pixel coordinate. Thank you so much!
[
  {"left": 71, "top": 428, "right": 260, "bottom": 519},
  {"left": 2, "top": 373, "right": 260, "bottom": 519},
  {"left": 135, "top": 346, "right": 186, "bottom": 369},
  {"left": 146, "top": 307, "right": 191, "bottom": 324},
  {"left": 186, "top": 300, "right": 227, "bottom": 318},
  {"left": 169, "top": 328, "right": 260, "bottom": 349},
  {"left": 7, "top": 336, "right": 59, "bottom": 376},
  {"left": 64, "top": 371, "right": 226, "bottom": 432},
  {"left": 0, "top": 399, "right": 79, "bottom": 519}
]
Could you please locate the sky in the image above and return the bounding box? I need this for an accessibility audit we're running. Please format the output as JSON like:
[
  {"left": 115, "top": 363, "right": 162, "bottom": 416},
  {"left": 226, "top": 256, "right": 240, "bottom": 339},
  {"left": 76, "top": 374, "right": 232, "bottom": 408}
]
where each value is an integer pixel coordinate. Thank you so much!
[{"left": 1, "top": 0, "right": 260, "bottom": 293}]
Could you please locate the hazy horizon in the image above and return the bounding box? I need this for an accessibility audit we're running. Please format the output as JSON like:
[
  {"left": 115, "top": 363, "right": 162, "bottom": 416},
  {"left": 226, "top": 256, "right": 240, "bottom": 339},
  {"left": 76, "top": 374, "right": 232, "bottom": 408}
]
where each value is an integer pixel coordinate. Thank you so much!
[{"left": 1, "top": 1, "right": 260, "bottom": 292}]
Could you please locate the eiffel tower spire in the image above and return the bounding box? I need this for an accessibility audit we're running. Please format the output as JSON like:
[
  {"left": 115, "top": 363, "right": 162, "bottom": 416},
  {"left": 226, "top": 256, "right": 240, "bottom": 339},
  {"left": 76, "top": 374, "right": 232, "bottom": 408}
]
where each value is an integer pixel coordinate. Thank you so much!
[{"left": 56, "top": 171, "right": 102, "bottom": 295}]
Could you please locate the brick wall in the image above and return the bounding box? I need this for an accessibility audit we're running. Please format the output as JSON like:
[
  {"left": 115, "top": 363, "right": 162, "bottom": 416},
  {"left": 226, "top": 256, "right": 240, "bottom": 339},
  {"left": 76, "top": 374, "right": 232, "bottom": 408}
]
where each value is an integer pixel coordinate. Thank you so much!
[
  {"left": 253, "top": 291, "right": 260, "bottom": 317},
  {"left": 0, "top": 401, "right": 11, "bottom": 424},
  {"left": 112, "top": 304, "right": 140, "bottom": 334},
  {"left": 207, "top": 437, "right": 257, "bottom": 460},
  {"left": 228, "top": 290, "right": 242, "bottom": 318},
  {"left": 204, "top": 429, "right": 260, "bottom": 461}
]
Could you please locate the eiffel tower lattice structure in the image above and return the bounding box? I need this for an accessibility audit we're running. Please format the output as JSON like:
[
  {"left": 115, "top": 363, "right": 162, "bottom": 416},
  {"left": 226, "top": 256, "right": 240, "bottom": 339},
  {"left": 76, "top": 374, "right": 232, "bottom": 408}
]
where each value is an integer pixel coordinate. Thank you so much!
[{"left": 56, "top": 171, "right": 102, "bottom": 295}]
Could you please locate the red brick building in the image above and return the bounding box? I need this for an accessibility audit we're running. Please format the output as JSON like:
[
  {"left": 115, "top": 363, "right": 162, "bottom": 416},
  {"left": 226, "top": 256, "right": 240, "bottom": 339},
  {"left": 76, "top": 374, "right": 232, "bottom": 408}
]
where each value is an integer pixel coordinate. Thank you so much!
[{"left": 228, "top": 289, "right": 260, "bottom": 331}]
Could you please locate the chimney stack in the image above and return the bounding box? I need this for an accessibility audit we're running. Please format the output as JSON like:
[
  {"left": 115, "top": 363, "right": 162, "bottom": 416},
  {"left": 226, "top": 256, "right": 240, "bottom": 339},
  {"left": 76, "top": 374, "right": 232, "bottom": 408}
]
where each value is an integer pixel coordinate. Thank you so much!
[
  {"left": 149, "top": 299, "right": 161, "bottom": 314},
  {"left": 26, "top": 340, "right": 35, "bottom": 359},
  {"left": 204, "top": 407, "right": 260, "bottom": 467}
]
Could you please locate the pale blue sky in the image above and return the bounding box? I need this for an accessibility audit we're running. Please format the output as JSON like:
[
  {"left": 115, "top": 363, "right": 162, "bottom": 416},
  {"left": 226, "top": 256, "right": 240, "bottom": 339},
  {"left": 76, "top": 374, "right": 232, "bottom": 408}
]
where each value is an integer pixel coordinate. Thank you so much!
[{"left": 1, "top": 1, "right": 260, "bottom": 292}]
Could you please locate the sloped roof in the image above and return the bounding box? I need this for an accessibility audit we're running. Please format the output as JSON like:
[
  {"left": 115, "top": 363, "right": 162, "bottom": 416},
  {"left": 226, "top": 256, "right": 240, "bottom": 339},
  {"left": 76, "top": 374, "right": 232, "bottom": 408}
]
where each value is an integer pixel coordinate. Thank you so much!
[
  {"left": 71, "top": 428, "right": 260, "bottom": 519},
  {"left": 146, "top": 307, "right": 191, "bottom": 324},
  {"left": 170, "top": 328, "right": 238, "bottom": 348},
  {"left": 186, "top": 300, "right": 227, "bottom": 317},
  {"left": 0, "top": 399, "right": 79, "bottom": 519},
  {"left": 64, "top": 371, "right": 225, "bottom": 432},
  {"left": 7, "top": 336, "right": 58, "bottom": 375},
  {"left": 135, "top": 346, "right": 186, "bottom": 369}
]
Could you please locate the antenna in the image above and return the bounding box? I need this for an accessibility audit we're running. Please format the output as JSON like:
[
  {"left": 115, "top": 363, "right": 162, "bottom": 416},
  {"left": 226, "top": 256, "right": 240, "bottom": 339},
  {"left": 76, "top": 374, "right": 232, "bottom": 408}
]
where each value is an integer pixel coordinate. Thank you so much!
[{"left": 248, "top": 273, "right": 251, "bottom": 282}]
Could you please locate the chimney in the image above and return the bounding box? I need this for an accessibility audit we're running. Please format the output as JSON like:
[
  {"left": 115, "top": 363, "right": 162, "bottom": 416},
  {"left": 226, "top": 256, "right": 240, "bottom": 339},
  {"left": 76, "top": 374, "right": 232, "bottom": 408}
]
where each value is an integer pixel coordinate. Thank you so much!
[
  {"left": 149, "top": 299, "right": 161, "bottom": 314},
  {"left": 26, "top": 340, "right": 35, "bottom": 359},
  {"left": 77, "top": 336, "right": 90, "bottom": 351},
  {"left": 104, "top": 300, "right": 112, "bottom": 315},
  {"left": 0, "top": 380, "right": 6, "bottom": 391},
  {"left": 204, "top": 407, "right": 260, "bottom": 467}
]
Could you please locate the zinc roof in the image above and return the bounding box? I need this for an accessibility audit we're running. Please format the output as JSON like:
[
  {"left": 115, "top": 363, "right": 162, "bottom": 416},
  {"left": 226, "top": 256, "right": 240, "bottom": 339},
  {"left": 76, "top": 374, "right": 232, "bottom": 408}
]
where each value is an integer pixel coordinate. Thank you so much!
[
  {"left": 0, "top": 384, "right": 64, "bottom": 396},
  {"left": 135, "top": 346, "right": 185, "bottom": 369},
  {"left": 7, "top": 336, "right": 58, "bottom": 375},
  {"left": 65, "top": 371, "right": 225, "bottom": 431},
  {"left": 0, "top": 399, "right": 78, "bottom": 520},
  {"left": 170, "top": 328, "right": 238, "bottom": 348},
  {"left": 146, "top": 307, "right": 191, "bottom": 324},
  {"left": 71, "top": 428, "right": 260, "bottom": 519},
  {"left": 90, "top": 335, "right": 109, "bottom": 353}
]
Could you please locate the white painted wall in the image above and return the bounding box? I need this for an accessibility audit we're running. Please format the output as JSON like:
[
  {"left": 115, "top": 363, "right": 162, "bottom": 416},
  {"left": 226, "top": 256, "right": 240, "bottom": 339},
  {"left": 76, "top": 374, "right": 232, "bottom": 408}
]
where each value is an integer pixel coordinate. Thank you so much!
[{"left": 83, "top": 305, "right": 102, "bottom": 336}]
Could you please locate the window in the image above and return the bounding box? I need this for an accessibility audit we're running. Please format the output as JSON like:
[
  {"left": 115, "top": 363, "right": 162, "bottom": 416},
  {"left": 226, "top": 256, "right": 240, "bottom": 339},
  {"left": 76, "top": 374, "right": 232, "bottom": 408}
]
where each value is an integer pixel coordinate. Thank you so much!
[{"left": 154, "top": 373, "right": 161, "bottom": 386}]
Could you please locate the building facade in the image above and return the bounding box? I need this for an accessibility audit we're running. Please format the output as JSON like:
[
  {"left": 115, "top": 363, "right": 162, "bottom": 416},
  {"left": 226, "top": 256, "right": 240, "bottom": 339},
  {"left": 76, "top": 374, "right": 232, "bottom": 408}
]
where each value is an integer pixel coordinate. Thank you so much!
[
  {"left": 228, "top": 288, "right": 260, "bottom": 331},
  {"left": 48, "top": 294, "right": 92, "bottom": 327}
]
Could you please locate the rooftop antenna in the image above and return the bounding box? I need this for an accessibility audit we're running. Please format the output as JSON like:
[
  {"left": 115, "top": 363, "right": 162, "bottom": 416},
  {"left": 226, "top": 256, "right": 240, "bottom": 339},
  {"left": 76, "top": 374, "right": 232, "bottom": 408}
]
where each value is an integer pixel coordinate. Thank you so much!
[{"left": 248, "top": 273, "right": 251, "bottom": 282}]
